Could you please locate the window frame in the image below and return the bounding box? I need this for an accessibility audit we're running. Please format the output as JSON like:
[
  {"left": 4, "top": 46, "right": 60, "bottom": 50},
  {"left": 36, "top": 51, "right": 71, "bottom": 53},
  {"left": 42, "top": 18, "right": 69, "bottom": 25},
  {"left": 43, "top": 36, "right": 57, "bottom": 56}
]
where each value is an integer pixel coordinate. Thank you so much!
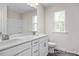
[{"left": 54, "top": 10, "right": 66, "bottom": 32}]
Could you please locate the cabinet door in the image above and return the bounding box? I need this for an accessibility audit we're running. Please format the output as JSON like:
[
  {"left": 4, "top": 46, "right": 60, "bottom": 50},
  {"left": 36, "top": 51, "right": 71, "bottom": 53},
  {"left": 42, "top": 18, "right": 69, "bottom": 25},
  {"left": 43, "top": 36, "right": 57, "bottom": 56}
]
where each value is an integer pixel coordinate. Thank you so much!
[
  {"left": 39, "top": 41, "right": 45, "bottom": 56},
  {"left": 32, "top": 45, "right": 39, "bottom": 56},
  {"left": 44, "top": 39, "right": 48, "bottom": 56},
  {"left": 17, "top": 48, "right": 31, "bottom": 56},
  {"left": 39, "top": 39, "right": 48, "bottom": 56},
  {"left": 0, "top": 42, "right": 31, "bottom": 56}
]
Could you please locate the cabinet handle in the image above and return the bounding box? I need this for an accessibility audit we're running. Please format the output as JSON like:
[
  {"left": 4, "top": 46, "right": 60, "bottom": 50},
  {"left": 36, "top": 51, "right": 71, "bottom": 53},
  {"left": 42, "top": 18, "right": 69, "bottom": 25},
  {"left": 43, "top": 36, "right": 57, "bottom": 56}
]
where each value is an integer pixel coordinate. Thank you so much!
[
  {"left": 34, "top": 50, "right": 38, "bottom": 53},
  {"left": 44, "top": 42, "right": 46, "bottom": 47}
]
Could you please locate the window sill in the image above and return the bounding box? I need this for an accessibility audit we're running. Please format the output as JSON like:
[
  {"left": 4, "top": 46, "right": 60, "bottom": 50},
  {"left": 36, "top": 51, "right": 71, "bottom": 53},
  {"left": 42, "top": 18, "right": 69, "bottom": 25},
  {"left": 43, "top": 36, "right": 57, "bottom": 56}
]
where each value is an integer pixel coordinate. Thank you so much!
[{"left": 52, "top": 32, "right": 68, "bottom": 34}]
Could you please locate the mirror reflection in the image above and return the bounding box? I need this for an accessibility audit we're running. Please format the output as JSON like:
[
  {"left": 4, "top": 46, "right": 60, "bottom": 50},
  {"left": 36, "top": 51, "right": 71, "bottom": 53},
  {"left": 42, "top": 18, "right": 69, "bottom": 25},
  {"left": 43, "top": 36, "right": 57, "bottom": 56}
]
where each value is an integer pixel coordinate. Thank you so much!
[{"left": 0, "top": 3, "right": 37, "bottom": 41}]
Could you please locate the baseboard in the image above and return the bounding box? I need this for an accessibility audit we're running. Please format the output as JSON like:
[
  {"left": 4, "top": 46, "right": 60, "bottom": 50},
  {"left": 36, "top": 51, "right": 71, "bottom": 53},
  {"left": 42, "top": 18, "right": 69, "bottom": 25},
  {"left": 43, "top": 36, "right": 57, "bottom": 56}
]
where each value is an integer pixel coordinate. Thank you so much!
[{"left": 55, "top": 47, "right": 79, "bottom": 55}]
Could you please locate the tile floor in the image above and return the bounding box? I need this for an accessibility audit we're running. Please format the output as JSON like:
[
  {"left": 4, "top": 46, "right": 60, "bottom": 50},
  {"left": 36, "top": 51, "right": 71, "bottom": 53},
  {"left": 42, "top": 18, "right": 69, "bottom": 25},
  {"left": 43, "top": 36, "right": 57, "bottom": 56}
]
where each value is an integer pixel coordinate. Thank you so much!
[{"left": 47, "top": 49, "right": 79, "bottom": 56}]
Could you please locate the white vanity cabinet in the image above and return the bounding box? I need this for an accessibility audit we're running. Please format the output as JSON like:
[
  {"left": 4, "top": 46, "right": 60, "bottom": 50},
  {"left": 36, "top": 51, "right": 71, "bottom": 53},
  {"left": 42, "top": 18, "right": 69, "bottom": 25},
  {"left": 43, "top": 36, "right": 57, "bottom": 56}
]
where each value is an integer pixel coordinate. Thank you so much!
[
  {"left": 0, "top": 42, "right": 31, "bottom": 56},
  {"left": 17, "top": 48, "right": 31, "bottom": 56},
  {"left": 39, "top": 37, "right": 48, "bottom": 56},
  {"left": 0, "top": 35, "right": 48, "bottom": 56},
  {"left": 32, "top": 39, "right": 39, "bottom": 56},
  {"left": 31, "top": 36, "right": 48, "bottom": 56}
]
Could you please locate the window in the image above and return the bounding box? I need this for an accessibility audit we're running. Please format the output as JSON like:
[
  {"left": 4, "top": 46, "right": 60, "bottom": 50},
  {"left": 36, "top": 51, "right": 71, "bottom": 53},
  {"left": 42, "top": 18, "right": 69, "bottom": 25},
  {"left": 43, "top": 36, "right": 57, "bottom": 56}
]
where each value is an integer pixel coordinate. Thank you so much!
[
  {"left": 54, "top": 10, "right": 65, "bottom": 32},
  {"left": 32, "top": 15, "right": 38, "bottom": 31}
]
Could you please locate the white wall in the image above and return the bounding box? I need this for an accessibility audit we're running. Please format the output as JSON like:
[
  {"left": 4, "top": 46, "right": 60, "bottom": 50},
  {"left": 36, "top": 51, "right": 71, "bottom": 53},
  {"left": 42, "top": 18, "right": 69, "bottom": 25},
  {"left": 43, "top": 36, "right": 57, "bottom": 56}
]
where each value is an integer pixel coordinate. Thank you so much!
[
  {"left": 0, "top": 5, "right": 7, "bottom": 34},
  {"left": 45, "top": 4, "right": 79, "bottom": 54},
  {"left": 0, "top": 6, "right": 3, "bottom": 33},
  {"left": 37, "top": 4, "right": 45, "bottom": 34},
  {"left": 22, "top": 11, "right": 36, "bottom": 33},
  {"left": 7, "top": 10, "right": 22, "bottom": 35}
]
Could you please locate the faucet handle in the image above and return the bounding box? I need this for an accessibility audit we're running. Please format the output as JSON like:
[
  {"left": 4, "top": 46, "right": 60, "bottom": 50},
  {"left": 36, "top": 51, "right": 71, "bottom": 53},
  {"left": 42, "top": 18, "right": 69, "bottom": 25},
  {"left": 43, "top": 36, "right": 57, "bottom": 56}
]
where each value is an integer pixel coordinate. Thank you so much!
[{"left": 0, "top": 32, "right": 2, "bottom": 35}]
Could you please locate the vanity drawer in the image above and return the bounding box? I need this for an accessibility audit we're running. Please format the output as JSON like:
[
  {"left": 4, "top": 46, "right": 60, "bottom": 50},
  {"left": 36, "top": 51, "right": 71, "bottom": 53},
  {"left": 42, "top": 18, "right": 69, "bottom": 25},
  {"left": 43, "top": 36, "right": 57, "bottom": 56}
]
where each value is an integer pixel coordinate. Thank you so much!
[
  {"left": 17, "top": 48, "right": 31, "bottom": 56},
  {"left": 39, "top": 36, "right": 48, "bottom": 43},
  {"left": 32, "top": 39, "right": 39, "bottom": 46},
  {"left": 0, "top": 42, "right": 31, "bottom": 56},
  {"left": 32, "top": 51, "right": 39, "bottom": 56},
  {"left": 32, "top": 45, "right": 39, "bottom": 56}
]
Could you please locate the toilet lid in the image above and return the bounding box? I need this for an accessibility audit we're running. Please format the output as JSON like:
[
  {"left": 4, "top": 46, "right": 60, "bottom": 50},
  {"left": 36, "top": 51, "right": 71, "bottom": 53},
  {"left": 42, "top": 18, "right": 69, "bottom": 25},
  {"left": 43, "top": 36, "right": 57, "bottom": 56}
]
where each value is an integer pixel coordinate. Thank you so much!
[{"left": 48, "top": 42, "right": 56, "bottom": 47}]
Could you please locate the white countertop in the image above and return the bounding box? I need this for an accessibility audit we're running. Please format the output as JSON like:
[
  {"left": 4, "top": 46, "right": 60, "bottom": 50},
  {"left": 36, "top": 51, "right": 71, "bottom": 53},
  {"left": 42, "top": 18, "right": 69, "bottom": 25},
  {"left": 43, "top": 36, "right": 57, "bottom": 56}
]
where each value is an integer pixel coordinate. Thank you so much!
[{"left": 0, "top": 34, "right": 48, "bottom": 51}]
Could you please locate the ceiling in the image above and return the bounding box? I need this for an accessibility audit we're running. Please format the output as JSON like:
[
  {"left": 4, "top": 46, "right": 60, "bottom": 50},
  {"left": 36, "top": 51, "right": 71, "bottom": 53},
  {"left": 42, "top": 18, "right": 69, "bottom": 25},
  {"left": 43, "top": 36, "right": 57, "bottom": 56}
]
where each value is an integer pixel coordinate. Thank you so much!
[
  {"left": 41, "top": 3, "right": 79, "bottom": 8},
  {"left": 41, "top": 3, "right": 67, "bottom": 7},
  {"left": 0, "top": 3, "right": 36, "bottom": 13}
]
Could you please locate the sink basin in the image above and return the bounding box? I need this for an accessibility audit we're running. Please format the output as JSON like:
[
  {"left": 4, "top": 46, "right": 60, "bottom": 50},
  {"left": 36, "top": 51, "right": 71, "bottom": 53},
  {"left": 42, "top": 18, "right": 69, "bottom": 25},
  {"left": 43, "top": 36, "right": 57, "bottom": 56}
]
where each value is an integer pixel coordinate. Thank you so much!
[
  {"left": 0, "top": 39, "right": 22, "bottom": 47},
  {"left": 0, "top": 35, "right": 39, "bottom": 47},
  {"left": 10, "top": 35, "right": 35, "bottom": 40}
]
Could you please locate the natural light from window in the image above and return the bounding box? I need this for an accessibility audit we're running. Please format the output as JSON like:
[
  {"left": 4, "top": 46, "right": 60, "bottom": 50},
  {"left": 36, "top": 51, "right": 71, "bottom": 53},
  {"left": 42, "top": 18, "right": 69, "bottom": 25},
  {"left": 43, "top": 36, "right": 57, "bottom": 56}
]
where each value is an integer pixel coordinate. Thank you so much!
[
  {"left": 54, "top": 10, "right": 65, "bottom": 32},
  {"left": 32, "top": 15, "right": 38, "bottom": 31}
]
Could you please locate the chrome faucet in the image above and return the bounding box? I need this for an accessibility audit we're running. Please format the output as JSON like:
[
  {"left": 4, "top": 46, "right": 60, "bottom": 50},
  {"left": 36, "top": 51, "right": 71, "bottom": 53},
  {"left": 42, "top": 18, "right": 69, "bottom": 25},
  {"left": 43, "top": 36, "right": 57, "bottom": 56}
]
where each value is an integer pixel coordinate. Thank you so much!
[
  {"left": 32, "top": 31, "right": 39, "bottom": 36},
  {"left": 0, "top": 32, "right": 9, "bottom": 40},
  {"left": 0, "top": 32, "right": 2, "bottom": 40},
  {"left": 2, "top": 34, "right": 9, "bottom": 40}
]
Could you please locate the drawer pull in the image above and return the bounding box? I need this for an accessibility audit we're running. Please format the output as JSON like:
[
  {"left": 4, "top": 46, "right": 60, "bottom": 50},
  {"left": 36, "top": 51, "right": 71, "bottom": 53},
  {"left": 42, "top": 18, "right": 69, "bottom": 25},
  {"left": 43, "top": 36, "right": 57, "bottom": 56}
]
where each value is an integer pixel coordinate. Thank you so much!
[
  {"left": 34, "top": 50, "right": 38, "bottom": 53},
  {"left": 34, "top": 42, "right": 38, "bottom": 44},
  {"left": 44, "top": 42, "right": 46, "bottom": 47}
]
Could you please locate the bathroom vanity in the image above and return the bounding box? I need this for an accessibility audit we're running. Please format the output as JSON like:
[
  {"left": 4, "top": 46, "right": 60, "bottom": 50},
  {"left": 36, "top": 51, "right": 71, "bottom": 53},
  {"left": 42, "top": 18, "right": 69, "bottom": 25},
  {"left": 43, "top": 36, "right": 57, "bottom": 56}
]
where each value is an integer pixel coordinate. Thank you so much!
[{"left": 0, "top": 34, "right": 48, "bottom": 56}]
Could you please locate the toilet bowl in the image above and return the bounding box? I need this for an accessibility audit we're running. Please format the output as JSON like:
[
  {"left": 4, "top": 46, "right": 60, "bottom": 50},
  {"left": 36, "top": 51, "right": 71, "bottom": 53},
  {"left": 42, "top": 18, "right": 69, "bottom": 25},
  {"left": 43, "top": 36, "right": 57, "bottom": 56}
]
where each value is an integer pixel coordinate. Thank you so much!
[{"left": 48, "top": 42, "right": 56, "bottom": 53}]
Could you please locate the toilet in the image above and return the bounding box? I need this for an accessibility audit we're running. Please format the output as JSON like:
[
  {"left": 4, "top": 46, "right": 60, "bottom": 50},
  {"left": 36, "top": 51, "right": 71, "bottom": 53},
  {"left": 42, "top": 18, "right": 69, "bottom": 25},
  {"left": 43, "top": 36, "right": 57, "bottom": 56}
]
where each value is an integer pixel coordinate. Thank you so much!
[{"left": 48, "top": 42, "right": 56, "bottom": 53}]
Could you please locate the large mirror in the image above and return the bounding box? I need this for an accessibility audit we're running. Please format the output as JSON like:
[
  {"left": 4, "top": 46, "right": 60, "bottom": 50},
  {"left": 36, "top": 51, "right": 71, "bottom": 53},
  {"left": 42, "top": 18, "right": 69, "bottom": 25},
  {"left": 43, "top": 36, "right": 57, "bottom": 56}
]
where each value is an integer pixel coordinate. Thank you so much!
[{"left": 0, "top": 3, "right": 37, "bottom": 41}]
